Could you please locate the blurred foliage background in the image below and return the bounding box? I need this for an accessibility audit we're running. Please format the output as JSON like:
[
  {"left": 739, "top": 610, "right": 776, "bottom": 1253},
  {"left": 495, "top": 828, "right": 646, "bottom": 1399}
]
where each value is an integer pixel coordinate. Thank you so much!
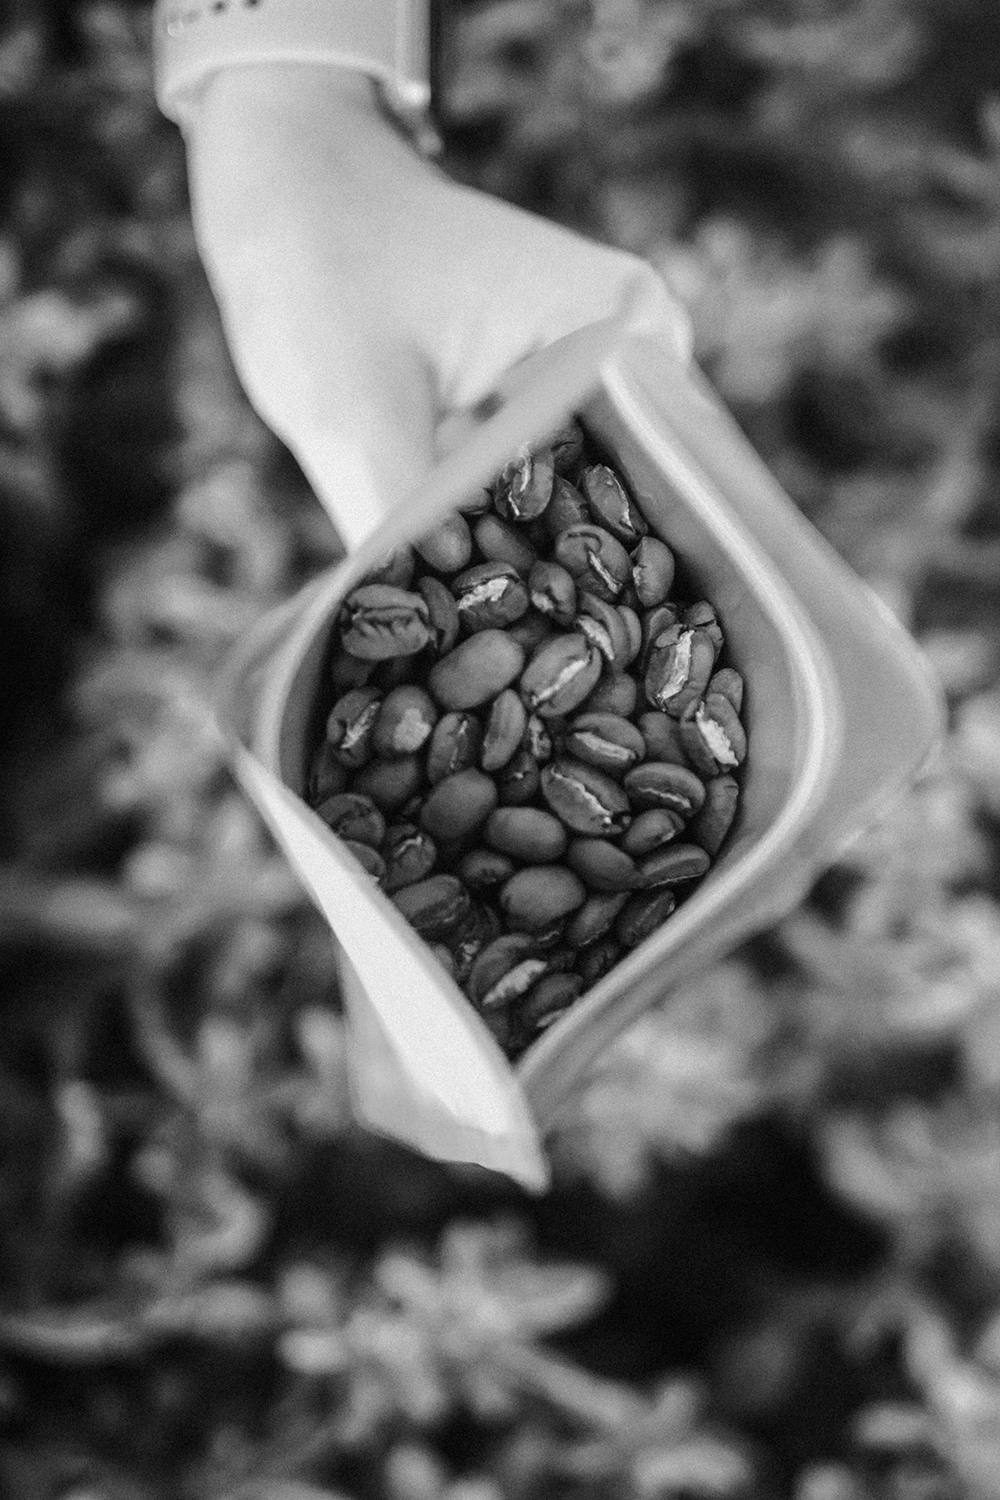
[{"left": 3, "top": 0, "right": 1000, "bottom": 1496}]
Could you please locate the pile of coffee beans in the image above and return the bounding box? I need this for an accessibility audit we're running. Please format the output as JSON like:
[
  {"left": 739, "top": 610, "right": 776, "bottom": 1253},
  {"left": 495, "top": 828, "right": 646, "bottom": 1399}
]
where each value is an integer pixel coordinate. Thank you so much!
[{"left": 307, "top": 419, "right": 746, "bottom": 1058}]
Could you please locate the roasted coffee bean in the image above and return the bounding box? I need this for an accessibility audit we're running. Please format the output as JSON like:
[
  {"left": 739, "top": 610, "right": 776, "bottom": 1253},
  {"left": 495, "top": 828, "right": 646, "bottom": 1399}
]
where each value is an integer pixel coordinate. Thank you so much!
[
  {"left": 415, "top": 513, "right": 473, "bottom": 574},
  {"left": 679, "top": 693, "right": 747, "bottom": 777},
  {"left": 576, "top": 937, "right": 622, "bottom": 986},
  {"left": 623, "top": 762, "right": 706, "bottom": 818},
  {"left": 392, "top": 874, "right": 471, "bottom": 940},
  {"left": 372, "top": 685, "right": 438, "bottom": 759},
  {"left": 499, "top": 866, "right": 587, "bottom": 932},
  {"left": 314, "top": 792, "right": 385, "bottom": 848},
  {"left": 382, "top": 823, "right": 438, "bottom": 893},
  {"left": 554, "top": 524, "right": 632, "bottom": 603},
  {"left": 520, "top": 634, "right": 602, "bottom": 718},
  {"left": 453, "top": 562, "right": 530, "bottom": 633},
  {"left": 351, "top": 755, "right": 423, "bottom": 813},
  {"left": 485, "top": 807, "right": 568, "bottom": 864},
  {"left": 637, "top": 842, "right": 711, "bottom": 888},
  {"left": 615, "top": 888, "right": 677, "bottom": 949},
  {"left": 481, "top": 689, "right": 528, "bottom": 772},
  {"left": 468, "top": 933, "right": 546, "bottom": 1009},
  {"left": 640, "top": 603, "right": 680, "bottom": 668},
  {"left": 308, "top": 741, "right": 348, "bottom": 802},
  {"left": 618, "top": 605, "right": 643, "bottom": 666},
  {"left": 645, "top": 624, "right": 717, "bottom": 717},
  {"left": 420, "top": 768, "right": 498, "bottom": 842},
  {"left": 497, "top": 749, "right": 541, "bottom": 806},
  {"left": 567, "top": 839, "right": 639, "bottom": 893},
  {"left": 429, "top": 631, "right": 525, "bottom": 710},
  {"left": 529, "top": 561, "right": 577, "bottom": 627},
  {"left": 566, "top": 892, "right": 630, "bottom": 948},
  {"left": 576, "top": 594, "right": 631, "bottom": 667},
  {"left": 541, "top": 757, "right": 631, "bottom": 837},
  {"left": 638, "top": 711, "right": 691, "bottom": 766},
  {"left": 622, "top": 807, "right": 685, "bottom": 857},
  {"left": 543, "top": 476, "right": 590, "bottom": 535},
  {"left": 684, "top": 600, "right": 725, "bottom": 654},
  {"left": 343, "top": 840, "right": 387, "bottom": 883},
  {"left": 581, "top": 464, "right": 647, "bottom": 544},
  {"left": 708, "top": 667, "right": 744, "bottom": 712},
  {"left": 326, "top": 686, "right": 382, "bottom": 769},
  {"left": 341, "top": 585, "right": 431, "bottom": 660},
  {"left": 426, "top": 711, "right": 482, "bottom": 785},
  {"left": 547, "top": 419, "right": 586, "bottom": 474},
  {"left": 457, "top": 847, "right": 517, "bottom": 890},
  {"left": 495, "top": 447, "right": 555, "bottom": 522},
  {"left": 563, "top": 712, "right": 646, "bottom": 778},
  {"left": 519, "top": 971, "right": 585, "bottom": 1033},
  {"left": 473, "top": 514, "right": 538, "bottom": 575},
  {"left": 583, "top": 672, "right": 639, "bottom": 718},
  {"left": 449, "top": 902, "right": 502, "bottom": 984},
  {"left": 630, "top": 536, "right": 675, "bottom": 608},
  {"left": 687, "top": 773, "right": 739, "bottom": 855},
  {"left": 417, "top": 575, "right": 460, "bottom": 655}
]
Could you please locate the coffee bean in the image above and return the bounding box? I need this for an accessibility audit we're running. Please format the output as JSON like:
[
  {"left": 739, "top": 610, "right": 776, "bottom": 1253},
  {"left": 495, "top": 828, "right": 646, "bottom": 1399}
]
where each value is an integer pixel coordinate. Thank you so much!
[
  {"left": 566, "top": 838, "right": 639, "bottom": 892},
  {"left": 326, "top": 686, "right": 382, "bottom": 769},
  {"left": 563, "top": 711, "right": 646, "bottom": 778},
  {"left": 415, "top": 513, "right": 474, "bottom": 574},
  {"left": 429, "top": 631, "right": 525, "bottom": 710},
  {"left": 565, "top": 892, "right": 630, "bottom": 948},
  {"left": 372, "top": 685, "right": 438, "bottom": 759},
  {"left": 630, "top": 536, "right": 675, "bottom": 607},
  {"left": 520, "top": 634, "right": 602, "bottom": 718},
  {"left": 499, "top": 866, "right": 587, "bottom": 932},
  {"left": 581, "top": 464, "right": 647, "bottom": 544},
  {"left": 554, "top": 524, "right": 632, "bottom": 603},
  {"left": 541, "top": 757, "right": 631, "bottom": 837},
  {"left": 636, "top": 842, "right": 711, "bottom": 888},
  {"left": 420, "top": 768, "right": 498, "bottom": 842},
  {"left": 621, "top": 807, "right": 685, "bottom": 857},
  {"left": 382, "top": 823, "right": 438, "bottom": 893},
  {"left": 350, "top": 756, "right": 423, "bottom": 814},
  {"left": 457, "top": 847, "right": 517, "bottom": 890},
  {"left": 543, "top": 476, "right": 590, "bottom": 535},
  {"left": 341, "top": 585, "right": 431, "bottom": 660},
  {"left": 481, "top": 689, "right": 528, "bottom": 772},
  {"left": 623, "top": 762, "right": 706, "bottom": 818},
  {"left": 529, "top": 560, "right": 577, "bottom": 627},
  {"left": 495, "top": 447, "right": 555, "bottom": 522},
  {"left": 453, "top": 562, "right": 530, "bottom": 633},
  {"left": 687, "top": 773, "right": 739, "bottom": 855},
  {"left": 679, "top": 693, "right": 748, "bottom": 777},
  {"left": 615, "top": 888, "right": 677, "bottom": 949},
  {"left": 392, "top": 874, "right": 471, "bottom": 939},
  {"left": 314, "top": 792, "right": 385, "bottom": 848},
  {"left": 426, "top": 711, "right": 482, "bottom": 785},
  {"left": 583, "top": 672, "right": 639, "bottom": 718},
  {"left": 473, "top": 514, "right": 538, "bottom": 575},
  {"left": 485, "top": 807, "right": 568, "bottom": 864}
]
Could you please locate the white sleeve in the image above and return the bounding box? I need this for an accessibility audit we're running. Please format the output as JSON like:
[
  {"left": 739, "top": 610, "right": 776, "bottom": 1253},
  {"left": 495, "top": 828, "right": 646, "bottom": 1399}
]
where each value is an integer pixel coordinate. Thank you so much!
[{"left": 152, "top": 0, "right": 432, "bottom": 127}]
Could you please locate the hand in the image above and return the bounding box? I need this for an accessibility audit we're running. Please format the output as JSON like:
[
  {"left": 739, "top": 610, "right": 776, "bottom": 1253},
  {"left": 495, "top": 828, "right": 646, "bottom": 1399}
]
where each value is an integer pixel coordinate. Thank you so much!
[{"left": 185, "top": 65, "right": 692, "bottom": 548}]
